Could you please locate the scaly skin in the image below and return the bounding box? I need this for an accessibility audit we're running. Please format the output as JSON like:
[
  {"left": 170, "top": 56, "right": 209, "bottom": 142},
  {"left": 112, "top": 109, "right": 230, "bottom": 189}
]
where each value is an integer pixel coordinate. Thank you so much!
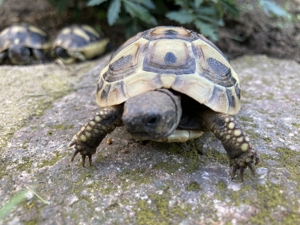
[
  {"left": 201, "top": 110, "right": 259, "bottom": 181},
  {"left": 68, "top": 105, "right": 123, "bottom": 166}
]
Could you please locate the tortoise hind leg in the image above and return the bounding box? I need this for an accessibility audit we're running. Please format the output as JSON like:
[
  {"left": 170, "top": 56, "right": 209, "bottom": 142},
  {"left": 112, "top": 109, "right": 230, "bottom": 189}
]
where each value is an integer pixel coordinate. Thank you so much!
[
  {"left": 68, "top": 105, "right": 123, "bottom": 166},
  {"left": 201, "top": 110, "right": 259, "bottom": 181}
]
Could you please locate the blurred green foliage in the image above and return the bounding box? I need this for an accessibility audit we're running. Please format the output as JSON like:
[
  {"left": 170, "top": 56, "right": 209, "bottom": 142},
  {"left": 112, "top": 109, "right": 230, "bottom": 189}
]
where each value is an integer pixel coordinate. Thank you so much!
[
  {"left": 258, "top": 0, "right": 289, "bottom": 18},
  {"left": 47, "top": 0, "right": 290, "bottom": 41}
]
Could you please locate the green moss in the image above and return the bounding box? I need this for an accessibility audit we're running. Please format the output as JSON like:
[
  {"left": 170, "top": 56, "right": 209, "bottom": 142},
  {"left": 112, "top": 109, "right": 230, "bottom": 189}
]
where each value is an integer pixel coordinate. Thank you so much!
[
  {"left": 262, "top": 137, "right": 271, "bottom": 143},
  {"left": 136, "top": 200, "right": 158, "bottom": 225},
  {"left": 37, "top": 151, "right": 64, "bottom": 168},
  {"left": 118, "top": 168, "right": 153, "bottom": 189},
  {"left": 276, "top": 147, "right": 300, "bottom": 179},
  {"left": 153, "top": 161, "right": 182, "bottom": 174},
  {"left": 100, "top": 180, "right": 118, "bottom": 195},
  {"left": 186, "top": 181, "right": 201, "bottom": 191},
  {"left": 249, "top": 183, "right": 299, "bottom": 224},
  {"left": 135, "top": 194, "right": 193, "bottom": 225},
  {"left": 50, "top": 124, "right": 74, "bottom": 130},
  {"left": 25, "top": 220, "right": 38, "bottom": 225},
  {"left": 186, "top": 181, "right": 202, "bottom": 191},
  {"left": 149, "top": 141, "right": 203, "bottom": 174},
  {"left": 216, "top": 181, "right": 227, "bottom": 191},
  {"left": 205, "top": 150, "right": 228, "bottom": 165},
  {"left": 164, "top": 142, "right": 186, "bottom": 155},
  {"left": 228, "top": 184, "right": 253, "bottom": 205},
  {"left": 153, "top": 195, "right": 169, "bottom": 219},
  {"left": 257, "top": 153, "right": 274, "bottom": 168},
  {"left": 291, "top": 123, "right": 300, "bottom": 129},
  {"left": 47, "top": 124, "right": 74, "bottom": 136},
  {"left": 214, "top": 180, "right": 300, "bottom": 224},
  {"left": 239, "top": 116, "right": 254, "bottom": 123},
  {"left": 184, "top": 147, "right": 202, "bottom": 173},
  {"left": 15, "top": 160, "right": 33, "bottom": 172},
  {"left": 259, "top": 153, "right": 273, "bottom": 161}
]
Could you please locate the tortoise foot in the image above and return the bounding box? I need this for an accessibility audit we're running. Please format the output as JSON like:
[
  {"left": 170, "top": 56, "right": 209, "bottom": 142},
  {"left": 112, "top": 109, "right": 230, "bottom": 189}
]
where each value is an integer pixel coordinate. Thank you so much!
[
  {"left": 68, "top": 138, "right": 96, "bottom": 167},
  {"left": 230, "top": 149, "right": 259, "bottom": 182}
]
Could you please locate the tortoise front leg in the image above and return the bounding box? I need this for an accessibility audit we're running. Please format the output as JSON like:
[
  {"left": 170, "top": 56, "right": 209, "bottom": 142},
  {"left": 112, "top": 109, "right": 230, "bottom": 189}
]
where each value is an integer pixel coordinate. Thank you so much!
[
  {"left": 68, "top": 50, "right": 86, "bottom": 62},
  {"left": 32, "top": 49, "right": 46, "bottom": 62},
  {"left": 68, "top": 105, "right": 123, "bottom": 166},
  {"left": 201, "top": 111, "right": 259, "bottom": 181}
]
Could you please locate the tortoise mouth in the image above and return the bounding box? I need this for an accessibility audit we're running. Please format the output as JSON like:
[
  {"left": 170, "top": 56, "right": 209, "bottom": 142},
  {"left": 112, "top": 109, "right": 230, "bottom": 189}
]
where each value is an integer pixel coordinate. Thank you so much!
[{"left": 126, "top": 128, "right": 174, "bottom": 141}]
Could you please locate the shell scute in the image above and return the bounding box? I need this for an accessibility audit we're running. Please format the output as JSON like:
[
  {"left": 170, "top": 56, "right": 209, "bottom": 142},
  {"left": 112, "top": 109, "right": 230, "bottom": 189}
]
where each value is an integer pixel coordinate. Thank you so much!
[{"left": 143, "top": 40, "right": 196, "bottom": 75}]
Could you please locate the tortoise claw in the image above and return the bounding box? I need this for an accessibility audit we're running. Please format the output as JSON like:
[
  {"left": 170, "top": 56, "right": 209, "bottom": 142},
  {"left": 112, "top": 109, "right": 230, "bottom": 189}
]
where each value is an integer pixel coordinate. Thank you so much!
[
  {"left": 68, "top": 138, "right": 95, "bottom": 167},
  {"left": 239, "top": 167, "right": 245, "bottom": 182},
  {"left": 81, "top": 154, "right": 87, "bottom": 167},
  {"left": 231, "top": 165, "right": 238, "bottom": 180},
  {"left": 248, "top": 162, "right": 255, "bottom": 176},
  {"left": 230, "top": 149, "right": 259, "bottom": 181}
]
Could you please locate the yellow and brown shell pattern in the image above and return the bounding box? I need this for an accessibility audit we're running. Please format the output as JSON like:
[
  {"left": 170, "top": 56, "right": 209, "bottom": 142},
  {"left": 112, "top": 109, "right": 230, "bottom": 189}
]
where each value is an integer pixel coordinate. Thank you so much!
[
  {"left": 0, "top": 24, "right": 49, "bottom": 52},
  {"left": 52, "top": 24, "right": 109, "bottom": 60},
  {"left": 96, "top": 26, "right": 241, "bottom": 115}
]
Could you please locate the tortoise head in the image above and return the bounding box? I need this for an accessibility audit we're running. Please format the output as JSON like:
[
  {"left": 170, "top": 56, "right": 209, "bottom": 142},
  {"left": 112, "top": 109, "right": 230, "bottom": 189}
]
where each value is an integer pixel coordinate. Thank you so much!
[
  {"left": 54, "top": 46, "right": 69, "bottom": 59},
  {"left": 8, "top": 44, "right": 31, "bottom": 65},
  {"left": 122, "top": 89, "right": 182, "bottom": 140}
]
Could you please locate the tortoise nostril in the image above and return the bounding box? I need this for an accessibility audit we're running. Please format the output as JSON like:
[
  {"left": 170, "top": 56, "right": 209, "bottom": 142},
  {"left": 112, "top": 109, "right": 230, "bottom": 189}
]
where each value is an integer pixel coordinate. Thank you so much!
[{"left": 145, "top": 114, "right": 160, "bottom": 127}]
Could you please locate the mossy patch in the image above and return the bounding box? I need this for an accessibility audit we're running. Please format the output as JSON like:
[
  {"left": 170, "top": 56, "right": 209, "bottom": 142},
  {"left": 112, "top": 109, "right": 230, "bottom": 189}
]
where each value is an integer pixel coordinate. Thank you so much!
[
  {"left": 205, "top": 149, "right": 228, "bottom": 165},
  {"left": 275, "top": 147, "right": 300, "bottom": 179},
  {"left": 239, "top": 116, "right": 254, "bottom": 123},
  {"left": 291, "top": 123, "right": 300, "bottom": 129},
  {"left": 50, "top": 124, "right": 74, "bottom": 131},
  {"left": 216, "top": 181, "right": 227, "bottom": 191},
  {"left": 135, "top": 194, "right": 193, "bottom": 225},
  {"left": 249, "top": 183, "right": 300, "bottom": 224},
  {"left": 47, "top": 124, "right": 74, "bottom": 136},
  {"left": 15, "top": 158, "right": 33, "bottom": 171},
  {"left": 213, "top": 179, "right": 300, "bottom": 224},
  {"left": 118, "top": 168, "right": 153, "bottom": 189},
  {"left": 37, "top": 151, "right": 65, "bottom": 168},
  {"left": 186, "top": 181, "right": 201, "bottom": 191},
  {"left": 262, "top": 137, "right": 271, "bottom": 143},
  {"left": 25, "top": 220, "right": 38, "bottom": 225},
  {"left": 153, "top": 161, "right": 183, "bottom": 174}
]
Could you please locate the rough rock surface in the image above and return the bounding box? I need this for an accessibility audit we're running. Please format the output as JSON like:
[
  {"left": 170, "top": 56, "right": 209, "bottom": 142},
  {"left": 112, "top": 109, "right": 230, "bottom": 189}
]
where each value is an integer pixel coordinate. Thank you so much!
[{"left": 0, "top": 55, "right": 299, "bottom": 224}]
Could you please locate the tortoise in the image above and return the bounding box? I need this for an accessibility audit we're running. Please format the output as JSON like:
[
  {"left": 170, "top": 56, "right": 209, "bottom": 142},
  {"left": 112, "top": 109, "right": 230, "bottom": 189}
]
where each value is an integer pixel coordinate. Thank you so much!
[
  {"left": 52, "top": 24, "right": 109, "bottom": 64},
  {"left": 68, "top": 26, "right": 259, "bottom": 181},
  {"left": 0, "top": 24, "right": 50, "bottom": 65}
]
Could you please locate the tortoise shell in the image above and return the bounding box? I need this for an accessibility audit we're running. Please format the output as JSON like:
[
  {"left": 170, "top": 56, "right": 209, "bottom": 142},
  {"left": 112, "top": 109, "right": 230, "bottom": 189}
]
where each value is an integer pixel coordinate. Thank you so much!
[
  {"left": 52, "top": 24, "right": 109, "bottom": 60},
  {"left": 96, "top": 26, "right": 241, "bottom": 115},
  {"left": 0, "top": 24, "right": 49, "bottom": 52}
]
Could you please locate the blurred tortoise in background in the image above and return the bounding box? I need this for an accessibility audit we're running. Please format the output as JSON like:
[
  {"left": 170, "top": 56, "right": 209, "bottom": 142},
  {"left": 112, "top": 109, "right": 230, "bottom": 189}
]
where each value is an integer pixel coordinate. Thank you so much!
[
  {"left": 0, "top": 24, "right": 50, "bottom": 65},
  {"left": 68, "top": 26, "right": 259, "bottom": 181},
  {"left": 52, "top": 24, "right": 109, "bottom": 64}
]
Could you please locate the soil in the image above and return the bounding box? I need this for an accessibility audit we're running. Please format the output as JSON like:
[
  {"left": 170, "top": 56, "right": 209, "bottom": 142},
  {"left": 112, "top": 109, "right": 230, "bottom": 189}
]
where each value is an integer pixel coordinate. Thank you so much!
[{"left": 0, "top": 0, "right": 299, "bottom": 61}]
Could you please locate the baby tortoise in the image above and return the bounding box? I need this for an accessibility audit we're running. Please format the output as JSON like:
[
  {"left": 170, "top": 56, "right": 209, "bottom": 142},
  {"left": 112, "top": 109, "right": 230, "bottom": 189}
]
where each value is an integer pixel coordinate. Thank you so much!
[
  {"left": 52, "top": 24, "right": 109, "bottom": 64},
  {"left": 69, "top": 26, "right": 259, "bottom": 181},
  {"left": 0, "top": 24, "right": 50, "bottom": 65}
]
